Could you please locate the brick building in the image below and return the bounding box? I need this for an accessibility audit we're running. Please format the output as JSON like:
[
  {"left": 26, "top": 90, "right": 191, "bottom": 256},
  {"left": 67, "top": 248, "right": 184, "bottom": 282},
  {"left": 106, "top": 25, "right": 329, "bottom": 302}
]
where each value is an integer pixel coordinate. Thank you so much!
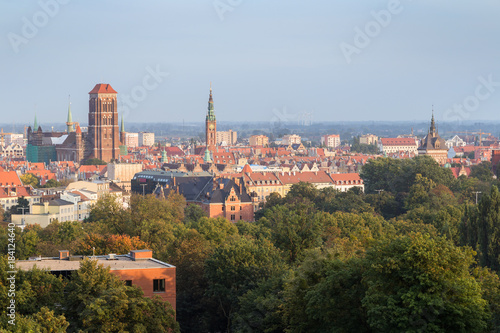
[
  {"left": 16, "top": 249, "right": 176, "bottom": 310},
  {"left": 27, "top": 84, "right": 125, "bottom": 163}
]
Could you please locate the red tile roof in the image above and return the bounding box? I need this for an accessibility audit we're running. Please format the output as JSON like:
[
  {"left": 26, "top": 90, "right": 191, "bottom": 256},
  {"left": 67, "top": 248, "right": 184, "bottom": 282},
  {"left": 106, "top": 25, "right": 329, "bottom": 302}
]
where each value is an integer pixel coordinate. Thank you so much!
[
  {"left": 0, "top": 171, "right": 23, "bottom": 187},
  {"left": 89, "top": 83, "right": 117, "bottom": 94},
  {"left": 380, "top": 138, "right": 417, "bottom": 146},
  {"left": 329, "top": 173, "right": 362, "bottom": 182}
]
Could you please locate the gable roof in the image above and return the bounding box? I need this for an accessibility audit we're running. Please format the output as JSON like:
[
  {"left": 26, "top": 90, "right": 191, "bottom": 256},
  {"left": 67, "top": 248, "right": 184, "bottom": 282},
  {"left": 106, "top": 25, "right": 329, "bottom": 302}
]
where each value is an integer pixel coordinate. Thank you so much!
[{"left": 89, "top": 83, "right": 117, "bottom": 94}]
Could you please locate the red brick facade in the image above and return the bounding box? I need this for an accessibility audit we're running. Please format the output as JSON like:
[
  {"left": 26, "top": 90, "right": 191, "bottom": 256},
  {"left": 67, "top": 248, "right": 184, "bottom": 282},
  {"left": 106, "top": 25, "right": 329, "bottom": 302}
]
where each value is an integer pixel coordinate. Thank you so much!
[{"left": 87, "top": 84, "right": 121, "bottom": 162}]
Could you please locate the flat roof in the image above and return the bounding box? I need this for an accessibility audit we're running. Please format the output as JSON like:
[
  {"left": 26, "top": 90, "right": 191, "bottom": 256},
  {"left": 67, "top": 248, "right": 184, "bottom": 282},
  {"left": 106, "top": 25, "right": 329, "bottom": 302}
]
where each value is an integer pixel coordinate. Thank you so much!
[{"left": 16, "top": 254, "right": 175, "bottom": 271}]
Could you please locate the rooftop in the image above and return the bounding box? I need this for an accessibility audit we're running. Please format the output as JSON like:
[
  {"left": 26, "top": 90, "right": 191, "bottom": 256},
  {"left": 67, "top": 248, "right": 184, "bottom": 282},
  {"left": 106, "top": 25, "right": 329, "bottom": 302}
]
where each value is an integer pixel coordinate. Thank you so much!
[{"left": 16, "top": 253, "right": 174, "bottom": 272}]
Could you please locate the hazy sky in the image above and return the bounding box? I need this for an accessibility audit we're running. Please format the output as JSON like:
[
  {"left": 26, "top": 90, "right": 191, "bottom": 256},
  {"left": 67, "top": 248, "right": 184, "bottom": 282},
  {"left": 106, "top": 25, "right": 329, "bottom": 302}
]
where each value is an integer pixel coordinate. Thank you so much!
[{"left": 2, "top": 0, "right": 500, "bottom": 127}]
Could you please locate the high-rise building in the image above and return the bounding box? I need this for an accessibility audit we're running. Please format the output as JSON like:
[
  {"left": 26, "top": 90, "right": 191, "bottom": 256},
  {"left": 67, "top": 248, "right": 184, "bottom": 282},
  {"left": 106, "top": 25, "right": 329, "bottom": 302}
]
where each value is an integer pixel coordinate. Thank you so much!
[
  {"left": 86, "top": 84, "right": 121, "bottom": 162},
  {"left": 282, "top": 134, "right": 301, "bottom": 145},
  {"left": 321, "top": 134, "right": 340, "bottom": 148},
  {"left": 139, "top": 132, "right": 155, "bottom": 147},
  {"left": 216, "top": 130, "right": 237, "bottom": 146},
  {"left": 249, "top": 135, "right": 269, "bottom": 147},
  {"left": 206, "top": 84, "right": 217, "bottom": 151},
  {"left": 125, "top": 133, "right": 139, "bottom": 148}
]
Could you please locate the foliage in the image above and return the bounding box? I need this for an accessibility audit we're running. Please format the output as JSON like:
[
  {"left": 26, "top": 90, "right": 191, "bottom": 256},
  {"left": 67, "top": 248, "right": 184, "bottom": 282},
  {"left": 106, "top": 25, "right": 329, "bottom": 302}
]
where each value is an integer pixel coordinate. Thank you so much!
[
  {"left": 20, "top": 173, "right": 40, "bottom": 188},
  {"left": 362, "top": 234, "right": 489, "bottom": 333},
  {"left": 39, "top": 178, "right": 63, "bottom": 188},
  {"left": 64, "top": 258, "right": 179, "bottom": 332},
  {"left": 470, "top": 162, "right": 494, "bottom": 182},
  {"left": 351, "top": 136, "right": 378, "bottom": 154},
  {"left": 361, "top": 156, "right": 455, "bottom": 194}
]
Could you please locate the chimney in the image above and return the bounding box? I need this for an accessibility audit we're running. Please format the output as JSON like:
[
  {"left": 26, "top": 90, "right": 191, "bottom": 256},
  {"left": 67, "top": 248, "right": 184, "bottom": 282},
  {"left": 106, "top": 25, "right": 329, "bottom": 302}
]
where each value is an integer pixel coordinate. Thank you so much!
[
  {"left": 129, "top": 249, "right": 153, "bottom": 261},
  {"left": 59, "top": 250, "right": 69, "bottom": 260}
]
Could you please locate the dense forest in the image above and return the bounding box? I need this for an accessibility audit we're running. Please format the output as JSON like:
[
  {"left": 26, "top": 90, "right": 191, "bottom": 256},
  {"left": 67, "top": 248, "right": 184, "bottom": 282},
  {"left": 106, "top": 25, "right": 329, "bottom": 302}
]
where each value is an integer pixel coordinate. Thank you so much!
[{"left": 2, "top": 155, "right": 500, "bottom": 332}]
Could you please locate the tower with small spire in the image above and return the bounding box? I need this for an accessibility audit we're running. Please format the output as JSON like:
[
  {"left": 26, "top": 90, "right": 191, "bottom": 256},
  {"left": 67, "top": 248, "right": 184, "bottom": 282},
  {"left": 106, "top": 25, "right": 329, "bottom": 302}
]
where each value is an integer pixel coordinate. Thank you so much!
[
  {"left": 206, "top": 83, "right": 217, "bottom": 151},
  {"left": 66, "top": 96, "right": 74, "bottom": 133},
  {"left": 418, "top": 109, "right": 448, "bottom": 165}
]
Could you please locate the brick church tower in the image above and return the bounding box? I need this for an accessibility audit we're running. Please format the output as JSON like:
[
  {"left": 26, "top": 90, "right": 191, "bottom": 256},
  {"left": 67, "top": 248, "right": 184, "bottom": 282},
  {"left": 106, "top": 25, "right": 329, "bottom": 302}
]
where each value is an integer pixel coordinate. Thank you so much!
[
  {"left": 86, "top": 83, "right": 121, "bottom": 162},
  {"left": 206, "top": 83, "right": 217, "bottom": 151}
]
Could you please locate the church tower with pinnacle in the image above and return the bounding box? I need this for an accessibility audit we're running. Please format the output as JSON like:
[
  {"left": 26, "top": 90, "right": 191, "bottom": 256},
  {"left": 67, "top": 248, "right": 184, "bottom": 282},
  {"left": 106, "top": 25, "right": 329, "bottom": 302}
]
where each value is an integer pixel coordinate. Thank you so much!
[
  {"left": 66, "top": 96, "right": 74, "bottom": 133},
  {"left": 86, "top": 83, "right": 121, "bottom": 162},
  {"left": 205, "top": 83, "right": 217, "bottom": 151}
]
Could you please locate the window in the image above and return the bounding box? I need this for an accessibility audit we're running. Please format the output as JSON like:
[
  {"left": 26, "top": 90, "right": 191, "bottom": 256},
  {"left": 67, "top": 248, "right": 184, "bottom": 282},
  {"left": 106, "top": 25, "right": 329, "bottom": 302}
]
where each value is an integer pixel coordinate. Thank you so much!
[
  {"left": 230, "top": 214, "right": 235, "bottom": 221},
  {"left": 231, "top": 206, "right": 235, "bottom": 211},
  {"left": 153, "top": 279, "right": 165, "bottom": 292},
  {"left": 125, "top": 280, "right": 132, "bottom": 287}
]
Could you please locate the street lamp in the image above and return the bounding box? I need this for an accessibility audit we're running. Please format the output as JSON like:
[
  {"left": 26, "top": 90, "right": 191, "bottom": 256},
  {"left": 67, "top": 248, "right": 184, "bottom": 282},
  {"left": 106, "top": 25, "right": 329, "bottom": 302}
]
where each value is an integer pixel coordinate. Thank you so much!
[{"left": 472, "top": 191, "right": 482, "bottom": 205}]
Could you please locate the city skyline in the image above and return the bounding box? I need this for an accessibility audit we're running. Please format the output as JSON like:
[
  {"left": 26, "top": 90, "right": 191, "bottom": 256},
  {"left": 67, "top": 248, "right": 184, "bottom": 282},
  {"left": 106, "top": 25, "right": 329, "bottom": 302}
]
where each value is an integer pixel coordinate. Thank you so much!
[{"left": 2, "top": 1, "right": 500, "bottom": 124}]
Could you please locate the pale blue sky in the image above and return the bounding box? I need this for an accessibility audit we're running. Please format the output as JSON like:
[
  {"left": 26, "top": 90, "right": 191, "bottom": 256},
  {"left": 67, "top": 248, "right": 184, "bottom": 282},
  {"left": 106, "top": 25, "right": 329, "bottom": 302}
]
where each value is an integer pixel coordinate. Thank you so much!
[{"left": 1, "top": 0, "right": 500, "bottom": 126}]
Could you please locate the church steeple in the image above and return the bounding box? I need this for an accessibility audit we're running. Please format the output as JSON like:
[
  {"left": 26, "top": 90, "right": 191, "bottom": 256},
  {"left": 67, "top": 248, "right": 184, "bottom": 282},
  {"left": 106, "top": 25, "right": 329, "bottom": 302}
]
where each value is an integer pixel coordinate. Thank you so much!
[
  {"left": 66, "top": 96, "right": 74, "bottom": 133},
  {"left": 207, "top": 82, "right": 216, "bottom": 121},
  {"left": 205, "top": 82, "right": 217, "bottom": 150},
  {"left": 430, "top": 108, "right": 437, "bottom": 137},
  {"left": 121, "top": 114, "right": 125, "bottom": 133}
]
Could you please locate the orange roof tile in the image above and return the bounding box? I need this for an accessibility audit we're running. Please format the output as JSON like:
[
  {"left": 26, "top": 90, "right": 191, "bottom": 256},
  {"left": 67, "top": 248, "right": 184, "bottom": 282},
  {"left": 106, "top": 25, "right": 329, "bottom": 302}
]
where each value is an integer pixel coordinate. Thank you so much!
[
  {"left": 89, "top": 83, "right": 117, "bottom": 94},
  {"left": 0, "top": 171, "right": 23, "bottom": 187}
]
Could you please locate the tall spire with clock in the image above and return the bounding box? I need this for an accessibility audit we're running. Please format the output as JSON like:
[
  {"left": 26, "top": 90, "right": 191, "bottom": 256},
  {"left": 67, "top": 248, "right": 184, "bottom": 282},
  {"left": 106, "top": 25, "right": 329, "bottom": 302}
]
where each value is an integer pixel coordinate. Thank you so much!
[{"left": 206, "top": 82, "right": 217, "bottom": 151}]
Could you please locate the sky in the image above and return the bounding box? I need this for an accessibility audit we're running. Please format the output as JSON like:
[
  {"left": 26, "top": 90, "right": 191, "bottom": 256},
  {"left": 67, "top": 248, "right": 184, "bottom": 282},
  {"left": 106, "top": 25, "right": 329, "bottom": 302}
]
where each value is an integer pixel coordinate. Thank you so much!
[{"left": 1, "top": 0, "right": 500, "bottom": 127}]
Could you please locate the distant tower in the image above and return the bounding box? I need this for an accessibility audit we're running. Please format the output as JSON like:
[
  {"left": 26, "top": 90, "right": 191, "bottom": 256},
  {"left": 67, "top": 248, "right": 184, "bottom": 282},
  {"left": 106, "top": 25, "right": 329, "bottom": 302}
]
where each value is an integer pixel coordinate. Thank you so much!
[
  {"left": 418, "top": 110, "right": 448, "bottom": 165},
  {"left": 120, "top": 114, "right": 125, "bottom": 145},
  {"left": 34, "top": 114, "right": 38, "bottom": 131},
  {"left": 66, "top": 96, "right": 74, "bottom": 133},
  {"left": 206, "top": 83, "right": 217, "bottom": 151},
  {"left": 86, "top": 83, "right": 121, "bottom": 162},
  {"left": 75, "top": 123, "right": 84, "bottom": 161}
]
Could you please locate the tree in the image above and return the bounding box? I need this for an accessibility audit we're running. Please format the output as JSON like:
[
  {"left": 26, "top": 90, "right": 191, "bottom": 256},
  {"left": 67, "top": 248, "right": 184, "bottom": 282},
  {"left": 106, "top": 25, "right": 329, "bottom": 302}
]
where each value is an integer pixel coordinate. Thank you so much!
[
  {"left": 87, "top": 194, "right": 129, "bottom": 234},
  {"left": 362, "top": 234, "right": 489, "bottom": 332},
  {"left": 475, "top": 186, "right": 500, "bottom": 270},
  {"left": 39, "top": 178, "right": 62, "bottom": 188},
  {"left": 204, "top": 237, "right": 285, "bottom": 332},
  {"left": 351, "top": 136, "right": 378, "bottom": 154},
  {"left": 283, "top": 252, "right": 369, "bottom": 333},
  {"left": 64, "top": 258, "right": 179, "bottom": 332},
  {"left": 361, "top": 156, "right": 455, "bottom": 194},
  {"left": 20, "top": 173, "right": 40, "bottom": 188},
  {"left": 10, "top": 196, "right": 30, "bottom": 216},
  {"left": 470, "top": 162, "right": 494, "bottom": 182},
  {"left": 258, "top": 202, "right": 323, "bottom": 263}
]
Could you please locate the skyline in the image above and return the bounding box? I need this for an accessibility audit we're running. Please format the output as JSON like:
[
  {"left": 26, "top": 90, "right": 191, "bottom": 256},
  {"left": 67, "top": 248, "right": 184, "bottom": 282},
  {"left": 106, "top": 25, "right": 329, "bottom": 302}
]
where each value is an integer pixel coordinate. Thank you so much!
[{"left": 2, "top": 1, "right": 500, "bottom": 124}]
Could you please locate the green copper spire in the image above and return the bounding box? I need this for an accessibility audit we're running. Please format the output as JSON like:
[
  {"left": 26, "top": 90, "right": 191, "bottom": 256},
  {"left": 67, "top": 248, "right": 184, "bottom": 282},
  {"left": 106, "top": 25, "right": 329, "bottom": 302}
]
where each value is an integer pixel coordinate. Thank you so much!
[
  {"left": 206, "top": 82, "right": 216, "bottom": 121},
  {"left": 34, "top": 114, "right": 38, "bottom": 130},
  {"left": 204, "top": 148, "right": 212, "bottom": 163},
  {"left": 121, "top": 115, "right": 125, "bottom": 132}
]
